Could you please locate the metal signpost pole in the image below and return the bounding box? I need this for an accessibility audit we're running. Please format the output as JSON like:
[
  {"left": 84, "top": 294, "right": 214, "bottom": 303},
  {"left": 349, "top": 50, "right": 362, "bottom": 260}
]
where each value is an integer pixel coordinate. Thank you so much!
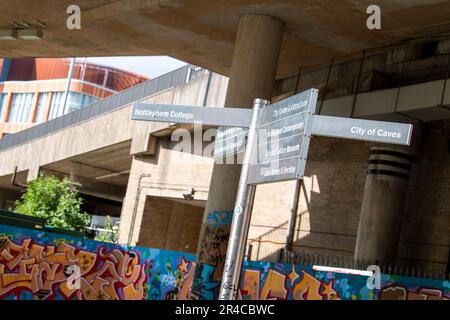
[{"left": 218, "top": 98, "right": 269, "bottom": 300}]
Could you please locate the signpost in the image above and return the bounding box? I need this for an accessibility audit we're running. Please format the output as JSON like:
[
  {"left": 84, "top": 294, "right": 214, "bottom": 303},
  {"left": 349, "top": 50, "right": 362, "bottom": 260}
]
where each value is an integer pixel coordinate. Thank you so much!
[
  {"left": 131, "top": 88, "right": 414, "bottom": 300},
  {"left": 246, "top": 89, "right": 318, "bottom": 185}
]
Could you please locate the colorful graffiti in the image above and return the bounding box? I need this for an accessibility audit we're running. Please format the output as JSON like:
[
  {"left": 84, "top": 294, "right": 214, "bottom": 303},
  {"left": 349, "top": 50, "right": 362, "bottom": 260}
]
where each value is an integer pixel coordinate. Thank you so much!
[
  {"left": 0, "top": 224, "right": 196, "bottom": 300},
  {"left": 240, "top": 261, "right": 450, "bottom": 300},
  {"left": 206, "top": 210, "right": 233, "bottom": 225},
  {"left": 191, "top": 210, "right": 233, "bottom": 300},
  {"left": 3, "top": 223, "right": 448, "bottom": 301}
]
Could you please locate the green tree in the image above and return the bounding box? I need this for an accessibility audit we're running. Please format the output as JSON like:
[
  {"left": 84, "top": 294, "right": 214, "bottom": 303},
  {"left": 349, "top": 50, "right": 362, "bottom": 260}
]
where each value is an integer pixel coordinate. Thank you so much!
[{"left": 14, "top": 175, "right": 91, "bottom": 232}]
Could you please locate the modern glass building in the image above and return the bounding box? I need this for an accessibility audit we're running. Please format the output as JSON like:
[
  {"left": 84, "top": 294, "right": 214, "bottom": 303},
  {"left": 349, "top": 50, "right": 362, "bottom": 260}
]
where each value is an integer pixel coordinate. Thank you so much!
[{"left": 0, "top": 58, "right": 147, "bottom": 138}]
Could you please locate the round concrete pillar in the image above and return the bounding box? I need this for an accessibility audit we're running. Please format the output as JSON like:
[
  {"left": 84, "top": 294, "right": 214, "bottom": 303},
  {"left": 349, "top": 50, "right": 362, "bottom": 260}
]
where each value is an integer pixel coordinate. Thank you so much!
[
  {"left": 201, "top": 14, "right": 285, "bottom": 211},
  {"left": 354, "top": 147, "right": 412, "bottom": 265},
  {"left": 225, "top": 14, "right": 285, "bottom": 108},
  {"left": 191, "top": 14, "right": 284, "bottom": 300}
]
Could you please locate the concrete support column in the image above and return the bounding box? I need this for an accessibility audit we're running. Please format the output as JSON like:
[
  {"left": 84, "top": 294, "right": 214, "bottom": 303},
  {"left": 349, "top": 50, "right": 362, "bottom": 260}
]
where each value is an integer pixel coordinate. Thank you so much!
[
  {"left": 118, "top": 155, "right": 152, "bottom": 246},
  {"left": 192, "top": 14, "right": 284, "bottom": 300},
  {"left": 354, "top": 147, "right": 412, "bottom": 265}
]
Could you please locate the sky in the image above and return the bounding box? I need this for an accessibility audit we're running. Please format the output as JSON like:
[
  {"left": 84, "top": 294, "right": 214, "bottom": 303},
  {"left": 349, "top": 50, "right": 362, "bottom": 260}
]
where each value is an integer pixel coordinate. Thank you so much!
[{"left": 76, "top": 56, "right": 187, "bottom": 79}]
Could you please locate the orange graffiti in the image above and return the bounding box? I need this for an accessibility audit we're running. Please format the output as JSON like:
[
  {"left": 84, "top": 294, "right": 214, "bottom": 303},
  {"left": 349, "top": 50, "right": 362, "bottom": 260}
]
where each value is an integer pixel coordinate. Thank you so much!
[
  {"left": 0, "top": 236, "right": 147, "bottom": 300},
  {"left": 259, "top": 270, "right": 288, "bottom": 300},
  {"left": 240, "top": 269, "right": 260, "bottom": 300},
  {"left": 291, "top": 271, "right": 339, "bottom": 300},
  {"left": 240, "top": 268, "right": 341, "bottom": 300},
  {"left": 176, "top": 260, "right": 196, "bottom": 300},
  {"left": 379, "top": 285, "right": 449, "bottom": 300}
]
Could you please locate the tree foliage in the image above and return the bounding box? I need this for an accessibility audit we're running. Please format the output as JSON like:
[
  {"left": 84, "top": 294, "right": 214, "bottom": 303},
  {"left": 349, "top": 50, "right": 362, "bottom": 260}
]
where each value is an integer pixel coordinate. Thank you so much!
[{"left": 14, "top": 175, "right": 91, "bottom": 232}]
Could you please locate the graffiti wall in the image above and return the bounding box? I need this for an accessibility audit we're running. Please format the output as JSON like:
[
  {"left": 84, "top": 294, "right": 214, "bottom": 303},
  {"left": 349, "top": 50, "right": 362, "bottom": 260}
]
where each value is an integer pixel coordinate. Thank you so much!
[
  {"left": 3, "top": 222, "right": 448, "bottom": 301},
  {"left": 0, "top": 224, "right": 196, "bottom": 300},
  {"left": 240, "top": 261, "right": 450, "bottom": 300},
  {"left": 191, "top": 210, "right": 233, "bottom": 300}
]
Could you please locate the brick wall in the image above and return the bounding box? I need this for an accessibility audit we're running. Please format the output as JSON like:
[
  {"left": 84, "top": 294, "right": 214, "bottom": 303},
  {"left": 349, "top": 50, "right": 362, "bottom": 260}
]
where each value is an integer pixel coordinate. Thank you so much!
[
  {"left": 248, "top": 136, "right": 369, "bottom": 261},
  {"left": 399, "top": 121, "right": 450, "bottom": 270},
  {"left": 118, "top": 136, "right": 214, "bottom": 246},
  {"left": 137, "top": 196, "right": 204, "bottom": 254}
]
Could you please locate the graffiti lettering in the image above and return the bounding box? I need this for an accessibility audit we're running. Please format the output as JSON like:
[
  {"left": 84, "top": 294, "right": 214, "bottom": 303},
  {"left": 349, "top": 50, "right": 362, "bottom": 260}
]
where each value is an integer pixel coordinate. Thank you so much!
[
  {"left": 0, "top": 236, "right": 146, "bottom": 300},
  {"left": 379, "top": 285, "right": 449, "bottom": 300},
  {"left": 206, "top": 210, "right": 233, "bottom": 225},
  {"left": 0, "top": 224, "right": 196, "bottom": 301},
  {"left": 240, "top": 261, "right": 450, "bottom": 301},
  {"left": 193, "top": 208, "right": 233, "bottom": 300},
  {"left": 191, "top": 263, "right": 220, "bottom": 300},
  {"left": 198, "top": 226, "right": 229, "bottom": 275}
]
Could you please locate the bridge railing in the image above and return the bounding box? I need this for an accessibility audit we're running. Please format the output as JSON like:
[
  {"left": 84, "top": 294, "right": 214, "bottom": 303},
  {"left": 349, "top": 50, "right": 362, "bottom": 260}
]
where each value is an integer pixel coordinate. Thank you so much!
[
  {"left": 0, "top": 64, "right": 201, "bottom": 151},
  {"left": 277, "top": 249, "right": 450, "bottom": 281}
]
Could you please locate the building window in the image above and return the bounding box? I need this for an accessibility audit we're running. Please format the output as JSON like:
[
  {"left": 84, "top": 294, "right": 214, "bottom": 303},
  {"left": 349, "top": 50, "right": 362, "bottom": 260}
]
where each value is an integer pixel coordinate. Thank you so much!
[
  {"left": 48, "top": 92, "right": 65, "bottom": 120},
  {"left": 66, "top": 92, "right": 97, "bottom": 113},
  {"left": 48, "top": 91, "right": 98, "bottom": 120},
  {"left": 34, "top": 92, "right": 48, "bottom": 123},
  {"left": 0, "top": 93, "right": 5, "bottom": 120},
  {"left": 8, "top": 93, "right": 34, "bottom": 123}
]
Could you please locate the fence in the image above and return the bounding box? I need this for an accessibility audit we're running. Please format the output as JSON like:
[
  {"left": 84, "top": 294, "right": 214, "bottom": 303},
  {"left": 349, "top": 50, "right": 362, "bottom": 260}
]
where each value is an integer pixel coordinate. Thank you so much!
[
  {"left": 247, "top": 224, "right": 449, "bottom": 281},
  {"left": 281, "top": 250, "right": 450, "bottom": 280}
]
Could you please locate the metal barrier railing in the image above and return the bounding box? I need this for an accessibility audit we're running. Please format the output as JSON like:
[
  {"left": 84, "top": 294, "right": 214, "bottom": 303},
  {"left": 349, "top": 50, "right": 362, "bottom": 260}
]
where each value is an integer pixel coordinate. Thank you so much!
[
  {"left": 0, "top": 64, "right": 200, "bottom": 151},
  {"left": 247, "top": 224, "right": 449, "bottom": 281},
  {"left": 281, "top": 250, "right": 450, "bottom": 281}
]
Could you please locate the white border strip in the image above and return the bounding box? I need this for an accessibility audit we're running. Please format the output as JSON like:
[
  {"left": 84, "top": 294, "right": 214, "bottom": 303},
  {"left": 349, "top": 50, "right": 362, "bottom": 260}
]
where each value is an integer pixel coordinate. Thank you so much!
[{"left": 313, "top": 265, "right": 373, "bottom": 277}]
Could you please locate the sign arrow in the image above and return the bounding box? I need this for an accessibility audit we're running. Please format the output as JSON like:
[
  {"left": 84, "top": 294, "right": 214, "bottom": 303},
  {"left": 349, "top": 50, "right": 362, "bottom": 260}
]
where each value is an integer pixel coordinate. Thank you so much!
[
  {"left": 131, "top": 103, "right": 253, "bottom": 128},
  {"left": 311, "top": 115, "right": 413, "bottom": 146}
]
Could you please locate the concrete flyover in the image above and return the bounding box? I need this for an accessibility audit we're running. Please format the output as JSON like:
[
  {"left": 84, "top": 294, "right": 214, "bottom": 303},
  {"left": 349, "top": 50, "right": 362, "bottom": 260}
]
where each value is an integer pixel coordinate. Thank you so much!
[{"left": 0, "top": 1, "right": 450, "bottom": 78}]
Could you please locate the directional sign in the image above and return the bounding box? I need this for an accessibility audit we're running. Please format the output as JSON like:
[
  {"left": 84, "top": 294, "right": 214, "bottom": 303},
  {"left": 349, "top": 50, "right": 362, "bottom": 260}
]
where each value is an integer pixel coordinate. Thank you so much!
[
  {"left": 130, "top": 90, "right": 413, "bottom": 186},
  {"left": 311, "top": 115, "right": 413, "bottom": 146},
  {"left": 211, "top": 88, "right": 416, "bottom": 301},
  {"left": 132, "top": 103, "right": 252, "bottom": 128},
  {"left": 257, "top": 91, "right": 312, "bottom": 126},
  {"left": 247, "top": 89, "right": 319, "bottom": 185},
  {"left": 213, "top": 127, "right": 248, "bottom": 159}
]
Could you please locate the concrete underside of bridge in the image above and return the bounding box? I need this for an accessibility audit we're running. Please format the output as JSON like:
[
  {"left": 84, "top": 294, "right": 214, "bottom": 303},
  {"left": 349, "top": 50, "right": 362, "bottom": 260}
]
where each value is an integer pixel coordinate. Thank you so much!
[
  {"left": 0, "top": 141, "right": 131, "bottom": 217},
  {"left": 1, "top": 0, "right": 450, "bottom": 300},
  {"left": 2, "top": 1, "right": 450, "bottom": 78}
]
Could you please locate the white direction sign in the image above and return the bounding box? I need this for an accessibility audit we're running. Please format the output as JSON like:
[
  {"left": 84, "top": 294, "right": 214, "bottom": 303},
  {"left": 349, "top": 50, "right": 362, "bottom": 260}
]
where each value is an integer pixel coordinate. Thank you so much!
[
  {"left": 131, "top": 103, "right": 252, "bottom": 128},
  {"left": 311, "top": 115, "right": 413, "bottom": 145},
  {"left": 246, "top": 89, "right": 319, "bottom": 185},
  {"left": 131, "top": 90, "right": 413, "bottom": 186}
]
